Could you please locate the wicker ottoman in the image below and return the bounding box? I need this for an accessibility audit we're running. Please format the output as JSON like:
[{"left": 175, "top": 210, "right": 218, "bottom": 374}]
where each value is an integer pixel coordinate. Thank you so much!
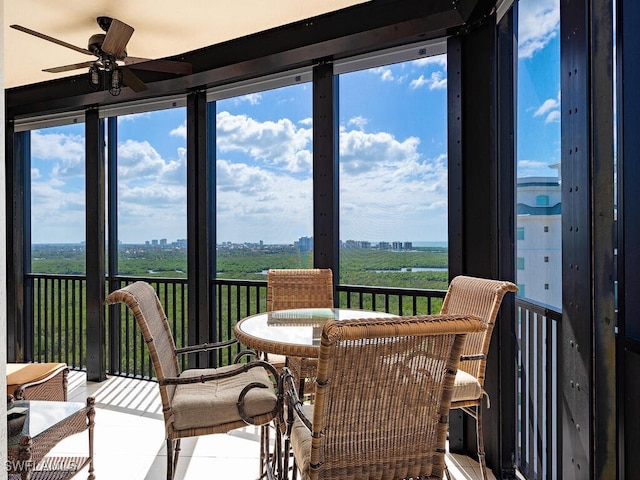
[{"left": 6, "top": 363, "right": 69, "bottom": 401}]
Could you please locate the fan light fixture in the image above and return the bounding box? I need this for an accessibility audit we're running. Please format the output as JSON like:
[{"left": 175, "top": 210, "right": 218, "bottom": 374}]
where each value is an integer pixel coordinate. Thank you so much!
[
  {"left": 88, "top": 63, "right": 123, "bottom": 96},
  {"left": 109, "top": 68, "right": 122, "bottom": 96},
  {"left": 89, "top": 65, "right": 100, "bottom": 87}
]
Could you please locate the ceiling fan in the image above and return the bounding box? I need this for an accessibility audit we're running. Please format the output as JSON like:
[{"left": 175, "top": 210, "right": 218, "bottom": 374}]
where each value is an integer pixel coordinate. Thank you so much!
[{"left": 11, "top": 16, "right": 192, "bottom": 96}]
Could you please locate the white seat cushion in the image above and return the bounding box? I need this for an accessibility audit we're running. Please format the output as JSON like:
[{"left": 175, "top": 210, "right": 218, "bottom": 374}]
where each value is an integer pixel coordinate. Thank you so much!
[
  {"left": 171, "top": 364, "right": 277, "bottom": 431},
  {"left": 452, "top": 369, "right": 483, "bottom": 403}
]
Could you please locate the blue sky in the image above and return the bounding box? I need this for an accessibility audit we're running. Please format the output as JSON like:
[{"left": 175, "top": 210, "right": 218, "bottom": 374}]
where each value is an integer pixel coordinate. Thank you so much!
[{"left": 29, "top": 0, "right": 560, "bottom": 245}]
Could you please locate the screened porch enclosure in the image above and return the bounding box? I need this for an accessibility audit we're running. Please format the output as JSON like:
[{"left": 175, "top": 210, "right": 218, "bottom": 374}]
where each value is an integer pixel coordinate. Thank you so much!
[{"left": 5, "top": 0, "right": 629, "bottom": 479}]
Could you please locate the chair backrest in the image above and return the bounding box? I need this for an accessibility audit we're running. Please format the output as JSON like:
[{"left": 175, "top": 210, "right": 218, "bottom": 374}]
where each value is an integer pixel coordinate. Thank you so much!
[
  {"left": 439, "top": 275, "right": 518, "bottom": 386},
  {"left": 307, "top": 314, "right": 483, "bottom": 480},
  {"left": 267, "top": 268, "right": 334, "bottom": 311},
  {"left": 105, "top": 281, "right": 180, "bottom": 414}
]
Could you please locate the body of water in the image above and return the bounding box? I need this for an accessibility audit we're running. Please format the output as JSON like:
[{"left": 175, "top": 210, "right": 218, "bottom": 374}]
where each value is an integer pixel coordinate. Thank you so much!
[{"left": 375, "top": 267, "right": 448, "bottom": 273}]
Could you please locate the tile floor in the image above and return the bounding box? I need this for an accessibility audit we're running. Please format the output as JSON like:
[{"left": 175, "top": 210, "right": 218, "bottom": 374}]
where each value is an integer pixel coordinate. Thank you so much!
[{"left": 44, "top": 370, "right": 495, "bottom": 479}]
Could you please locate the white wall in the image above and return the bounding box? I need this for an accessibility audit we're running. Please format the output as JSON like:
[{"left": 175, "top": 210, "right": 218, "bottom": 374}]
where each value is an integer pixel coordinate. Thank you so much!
[{"left": 1, "top": 2, "right": 8, "bottom": 476}]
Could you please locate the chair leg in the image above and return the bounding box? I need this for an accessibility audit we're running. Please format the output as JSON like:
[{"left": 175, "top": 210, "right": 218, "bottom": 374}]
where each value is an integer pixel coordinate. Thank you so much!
[
  {"left": 260, "top": 422, "right": 283, "bottom": 480},
  {"left": 166, "top": 438, "right": 181, "bottom": 480},
  {"left": 443, "top": 461, "right": 452, "bottom": 480},
  {"left": 475, "top": 405, "right": 488, "bottom": 480},
  {"left": 260, "top": 425, "right": 268, "bottom": 478},
  {"left": 166, "top": 439, "right": 173, "bottom": 480}
]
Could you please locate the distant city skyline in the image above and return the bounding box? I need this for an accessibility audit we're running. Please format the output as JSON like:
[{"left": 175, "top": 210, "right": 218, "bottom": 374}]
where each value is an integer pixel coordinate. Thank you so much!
[{"left": 33, "top": 238, "right": 448, "bottom": 247}]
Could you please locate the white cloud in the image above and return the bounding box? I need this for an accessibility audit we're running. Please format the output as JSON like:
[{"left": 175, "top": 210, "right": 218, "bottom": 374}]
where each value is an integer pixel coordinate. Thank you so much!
[
  {"left": 410, "top": 75, "right": 429, "bottom": 89},
  {"left": 170, "top": 122, "right": 187, "bottom": 138},
  {"left": 412, "top": 55, "right": 447, "bottom": 68},
  {"left": 117, "top": 112, "right": 152, "bottom": 122},
  {"left": 410, "top": 71, "right": 447, "bottom": 90},
  {"left": 235, "top": 93, "right": 262, "bottom": 105},
  {"left": 534, "top": 92, "right": 561, "bottom": 124},
  {"left": 534, "top": 98, "right": 558, "bottom": 117},
  {"left": 348, "top": 116, "right": 368, "bottom": 130},
  {"left": 117, "top": 139, "right": 184, "bottom": 180},
  {"left": 113, "top": 141, "right": 187, "bottom": 243},
  {"left": 369, "top": 67, "right": 395, "bottom": 82},
  {"left": 30, "top": 177, "right": 86, "bottom": 243},
  {"left": 216, "top": 159, "right": 313, "bottom": 243},
  {"left": 216, "top": 111, "right": 312, "bottom": 173},
  {"left": 337, "top": 126, "right": 448, "bottom": 240},
  {"left": 545, "top": 110, "right": 561, "bottom": 124},
  {"left": 31, "top": 129, "right": 84, "bottom": 178},
  {"left": 518, "top": 0, "right": 560, "bottom": 58}
]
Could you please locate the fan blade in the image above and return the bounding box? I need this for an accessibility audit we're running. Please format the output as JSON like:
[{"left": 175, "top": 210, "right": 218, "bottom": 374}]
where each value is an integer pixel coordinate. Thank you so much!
[
  {"left": 44, "top": 61, "right": 95, "bottom": 73},
  {"left": 125, "top": 57, "right": 192, "bottom": 75},
  {"left": 10, "top": 24, "right": 93, "bottom": 56},
  {"left": 122, "top": 67, "right": 148, "bottom": 93},
  {"left": 101, "top": 19, "right": 134, "bottom": 58}
]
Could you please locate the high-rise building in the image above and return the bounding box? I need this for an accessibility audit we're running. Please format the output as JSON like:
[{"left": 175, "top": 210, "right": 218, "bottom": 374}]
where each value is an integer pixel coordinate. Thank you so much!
[
  {"left": 516, "top": 175, "right": 562, "bottom": 309},
  {"left": 298, "top": 236, "right": 313, "bottom": 252}
]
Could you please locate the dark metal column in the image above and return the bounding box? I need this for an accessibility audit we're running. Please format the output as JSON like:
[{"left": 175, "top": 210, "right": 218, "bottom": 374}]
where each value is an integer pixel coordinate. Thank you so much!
[
  {"left": 560, "top": 0, "right": 616, "bottom": 478},
  {"left": 85, "top": 108, "right": 106, "bottom": 381},
  {"left": 5, "top": 127, "right": 30, "bottom": 362},
  {"left": 206, "top": 100, "right": 218, "bottom": 356},
  {"left": 616, "top": 0, "right": 640, "bottom": 477},
  {"left": 447, "top": 35, "right": 464, "bottom": 279},
  {"left": 186, "top": 91, "right": 212, "bottom": 367},
  {"left": 450, "top": 14, "right": 503, "bottom": 454},
  {"left": 106, "top": 116, "right": 120, "bottom": 374},
  {"left": 448, "top": 12, "right": 519, "bottom": 477},
  {"left": 495, "top": 6, "right": 518, "bottom": 479},
  {"left": 312, "top": 62, "right": 339, "bottom": 290}
]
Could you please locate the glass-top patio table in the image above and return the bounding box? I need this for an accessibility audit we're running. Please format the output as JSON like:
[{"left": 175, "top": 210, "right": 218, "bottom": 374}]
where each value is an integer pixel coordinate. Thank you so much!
[
  {"left": 7, "top": 397, "right": 95, "bottom": 480},
  {"left": 234, "top": 308, "right": 398, "bottom": 359}
]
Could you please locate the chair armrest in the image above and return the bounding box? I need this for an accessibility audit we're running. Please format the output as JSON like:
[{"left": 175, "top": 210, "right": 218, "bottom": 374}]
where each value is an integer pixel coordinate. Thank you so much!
[
  {"left": 158, "top": 359, "right": 279, "bottom": 386},
  {"left": 175, "top": 338, "right": 238, "bottom": 356},
  {"left": 233, "top": 349, "right": 260, "bottom": 363},
  {"left": 281, "top": 367, "right": 312, "bottom": 434}
]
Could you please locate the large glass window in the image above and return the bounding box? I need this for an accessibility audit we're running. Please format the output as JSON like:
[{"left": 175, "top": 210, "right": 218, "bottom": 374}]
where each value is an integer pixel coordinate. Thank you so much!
[
  {"left": 338, "top": 46, "right": 448, "bottom": 290},
  {"left": 214, "top": 81, "right": 313, "bottom": 279},
  {"left": 115, "top": 107, "right": 187, "bottom": 277},
  {"left": 516, "top": 0, "right": 562, "bottom": 310},
  {"left": 30, "top": 123, "right": 86, "bottom": 274},
  {"left": 516, "top": 1, "right": 561, "bottom": 477}
]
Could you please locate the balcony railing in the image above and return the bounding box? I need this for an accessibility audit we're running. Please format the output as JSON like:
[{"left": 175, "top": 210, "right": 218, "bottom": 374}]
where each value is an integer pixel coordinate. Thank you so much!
[
  {"left": 23, "top": 273, "right": 560, "bottom": 479},
  {"left": 25, "top": 275, "right": 447, "bottom": 374},
  {"left": 516, "top": 297, "right": 562, "bottom": 480}
]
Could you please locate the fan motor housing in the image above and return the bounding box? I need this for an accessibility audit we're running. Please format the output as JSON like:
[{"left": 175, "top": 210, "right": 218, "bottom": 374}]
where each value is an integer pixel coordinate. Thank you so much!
[
  {"left": 88, "top": 34, "right": 106, "bottom": 55},
  {"left": 88, "top": 33, "right": 126, "bottom": 60}
]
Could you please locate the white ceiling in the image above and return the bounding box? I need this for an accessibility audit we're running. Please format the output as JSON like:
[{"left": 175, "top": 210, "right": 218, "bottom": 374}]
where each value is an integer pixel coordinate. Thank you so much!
[{"left": 4, "top": 0, "right": 368, "bottom": 89}]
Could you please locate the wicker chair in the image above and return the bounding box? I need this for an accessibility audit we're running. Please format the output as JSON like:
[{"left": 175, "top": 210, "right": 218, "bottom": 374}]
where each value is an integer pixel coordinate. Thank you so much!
[
  {"left": 6, "top": 362, "right": 69, "bottom": 401},
  {"left": 105, "top": 281, "right": 281, "bottom": 480},
  {"left": 266, "top": 268, "right": 334, "bottom": 386},
  {"left": 440, "top": 275, "right": 518, "bottom": 480},
  {"left": 267, "top": 268, "right": 334, "bottom": 311},
  {"left": 282, "top": 313, "right": 484, "bottom": 480}
]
